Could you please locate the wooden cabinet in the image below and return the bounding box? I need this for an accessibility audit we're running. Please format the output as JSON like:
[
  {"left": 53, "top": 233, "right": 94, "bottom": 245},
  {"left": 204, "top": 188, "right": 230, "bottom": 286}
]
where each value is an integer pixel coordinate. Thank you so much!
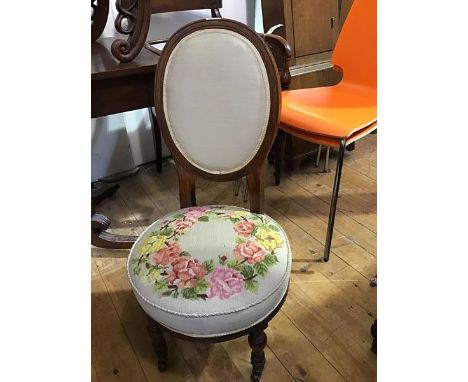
[
  {"left": 262, "top": 0, "right": 352, "bottom": 79},
  {"left": 291, "top": 0, "right": 338, "bottom": 58},
  {"left": 263, "top": 0, "right": 354, "bottom": 170}
]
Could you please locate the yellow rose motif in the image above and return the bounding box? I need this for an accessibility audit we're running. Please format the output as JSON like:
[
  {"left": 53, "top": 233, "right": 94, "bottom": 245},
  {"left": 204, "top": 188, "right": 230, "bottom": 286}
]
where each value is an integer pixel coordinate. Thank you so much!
[
  {"left": 230, "top": 211, "right": 247, "bottom": 219},
  {"left": 139, "top": 234, "right": 167, "bottom": 255},
  {"left": 255, "top": 227, "right": 283, "bottom": 251}
]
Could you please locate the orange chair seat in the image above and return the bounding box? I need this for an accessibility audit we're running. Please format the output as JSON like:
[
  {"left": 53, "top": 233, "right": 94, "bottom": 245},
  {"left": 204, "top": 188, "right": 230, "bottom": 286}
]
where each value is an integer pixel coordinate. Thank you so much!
[{"left": 280, "top": 80, "right": 377, "bottom": 143}]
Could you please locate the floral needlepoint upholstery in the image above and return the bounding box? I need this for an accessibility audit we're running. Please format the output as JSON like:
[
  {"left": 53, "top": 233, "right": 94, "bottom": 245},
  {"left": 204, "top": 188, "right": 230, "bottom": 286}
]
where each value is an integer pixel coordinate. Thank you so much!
[{"left": 128, "top": 205, "right": 291, "bottom": 337}]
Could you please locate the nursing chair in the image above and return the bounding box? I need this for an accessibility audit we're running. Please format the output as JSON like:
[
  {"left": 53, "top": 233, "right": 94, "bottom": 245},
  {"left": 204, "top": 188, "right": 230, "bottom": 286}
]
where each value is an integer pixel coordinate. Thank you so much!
[
  {"left": 275, "top": 0, "right": 377, "bottom": 262},
  {"left": 127, "top": 19, "right": 291, "bottom": 381}
]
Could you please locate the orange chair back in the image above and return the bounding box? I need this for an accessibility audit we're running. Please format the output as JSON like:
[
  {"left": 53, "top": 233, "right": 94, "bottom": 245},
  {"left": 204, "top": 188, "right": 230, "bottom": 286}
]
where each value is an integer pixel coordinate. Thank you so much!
[{"left": 332, "top": 0, "right": 376, "bottom": 88}]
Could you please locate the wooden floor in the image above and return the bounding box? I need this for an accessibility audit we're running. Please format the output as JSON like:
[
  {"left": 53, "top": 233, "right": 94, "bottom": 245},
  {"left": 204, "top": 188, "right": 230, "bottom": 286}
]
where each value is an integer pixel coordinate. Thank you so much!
[{"left": 92, "top": 135, "right": 377, "bottom": 382}]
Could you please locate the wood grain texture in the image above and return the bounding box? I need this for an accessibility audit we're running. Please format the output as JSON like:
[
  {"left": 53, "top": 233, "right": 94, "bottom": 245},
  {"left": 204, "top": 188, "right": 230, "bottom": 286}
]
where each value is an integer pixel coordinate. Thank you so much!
[
  {"left": 150, "top": 0, "right": 221, "bottom": 13},
  {"left": 291, "top": 0, "right": 338, "bottom": 57},
  {"left": 91, "top": 135, "right": 376, "bottom": 381},
  {"left": 91, "top": 260, "right": 147, "bottom": 382},
  {"left": 91, "top": 0, "right": 109, "bottom": 42},
  {"left": 262, "top": 0, "right": 342, "bottom": 69}
]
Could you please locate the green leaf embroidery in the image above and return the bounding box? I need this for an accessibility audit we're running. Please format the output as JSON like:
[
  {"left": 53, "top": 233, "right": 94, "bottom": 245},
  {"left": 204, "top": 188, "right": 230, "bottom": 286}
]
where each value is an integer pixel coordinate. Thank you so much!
[
  {"left": 241, "top": 264, "right": 255, "bottom": 280},
  {"left": 249, "top": 213, "right": 262, "bottom": 221},
  {"left": 172, "top": 213, "right": 184, "bottom": 219},
  {"left": 154, "top": 279, "right": 168, "bottom": 291},
  {"left": 244, "top": 279, "right": 259, "bottom": 293},
  {"left": 235, "top": 236, "right": 246, "bottom": 244},
  {"left": 230, "top": 217, "right": 241, "bottom": 223},
  {"left": 198, "top": 216, "right": 209, "bottom": 222},
  {"left": 227, "top": 259, "right": 242, "bottom": 270},
  {"left": 181, "top": 288, "right": 198, "bottom": 300},
  {"left": 132, "top": 254, "right": 145, "bottom": 266},
  {"left": 202, "top": 260, "right": 215, "bottom": 273},
  {"left": 162, "top": 290, "right": 174, "bottom": 296},
  {"left": 180, "top": 251, "right": 190, "bottom": 257},
  {"left": 263, "top": 254, "right": 279, "bottom": 266},
  {"left": 268, "top": 224, "right": 280, "bottom": 232},
  {"left": 251, "top": 226, "right": 259, "bottom": 236},
  {"left": 195, "top": 278, "right": 209, "bottom": 294},
  {"left": 159, "top": 227, "right": 174, "bottom": 236},
  {"left": 253, "top": 262, "right": 269, "bottom": 277},
  {"left": 133, "top": 265, "right": 141, "bottom": 276}
]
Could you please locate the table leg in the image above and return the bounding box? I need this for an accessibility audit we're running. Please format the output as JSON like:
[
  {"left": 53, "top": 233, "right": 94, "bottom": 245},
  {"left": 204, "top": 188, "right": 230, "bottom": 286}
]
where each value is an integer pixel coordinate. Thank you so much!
[{"left": 149, "top": 108, "right": 163, "bottom": 173}]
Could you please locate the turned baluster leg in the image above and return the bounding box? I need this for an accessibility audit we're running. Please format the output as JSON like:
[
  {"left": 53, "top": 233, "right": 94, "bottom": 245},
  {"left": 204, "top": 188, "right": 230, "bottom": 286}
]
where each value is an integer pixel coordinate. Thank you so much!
[
  {"left": 147, "top": 316, "right": 168, "bottom": 372},
  {"left": 248, "top": 329, "right": 267, "bottom": 382}
]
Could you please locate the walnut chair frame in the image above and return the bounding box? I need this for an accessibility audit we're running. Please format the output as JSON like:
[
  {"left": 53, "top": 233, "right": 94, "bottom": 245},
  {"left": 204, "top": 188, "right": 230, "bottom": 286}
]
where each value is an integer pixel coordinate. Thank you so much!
[{"left": 150, "top": 19, "right": 284, "bottom": 381}]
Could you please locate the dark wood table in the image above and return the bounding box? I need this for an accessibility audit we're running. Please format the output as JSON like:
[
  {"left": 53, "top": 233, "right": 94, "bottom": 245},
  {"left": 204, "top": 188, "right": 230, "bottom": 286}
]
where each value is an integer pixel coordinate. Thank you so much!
[
  {"left": 92, "top": 37, "right": 159, "bottom": 118},
  {"left": 92, "top": 37, "right": 162, "bottom": 249}
]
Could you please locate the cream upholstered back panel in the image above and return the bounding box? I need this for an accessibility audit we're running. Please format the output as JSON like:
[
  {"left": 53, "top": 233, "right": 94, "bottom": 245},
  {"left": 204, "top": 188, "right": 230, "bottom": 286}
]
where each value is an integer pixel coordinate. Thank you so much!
[{"left": 162, "top": 28, "right": 271, "bottom": 175}]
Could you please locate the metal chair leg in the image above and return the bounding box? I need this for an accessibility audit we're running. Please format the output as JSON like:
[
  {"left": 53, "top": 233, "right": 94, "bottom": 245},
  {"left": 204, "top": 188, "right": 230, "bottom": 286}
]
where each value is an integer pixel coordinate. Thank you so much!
[
  {"left": 315, "top": 145, "right": 322, "bottom": 167},
  {"left": 324, "top": 147, "right": 330, "bottom": 173},
  {"left": 323, "top": 139, "right": 346, "bottom": 262},
  {"left": 275, "top": 129, "right": 287, "bottom": 186}
]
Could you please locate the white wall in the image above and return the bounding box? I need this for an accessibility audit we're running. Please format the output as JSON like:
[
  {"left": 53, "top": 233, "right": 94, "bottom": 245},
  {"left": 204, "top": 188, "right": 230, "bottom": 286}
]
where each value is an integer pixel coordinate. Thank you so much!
[{"left": 92, "top": 1, "right": 257, "bottom": 181}]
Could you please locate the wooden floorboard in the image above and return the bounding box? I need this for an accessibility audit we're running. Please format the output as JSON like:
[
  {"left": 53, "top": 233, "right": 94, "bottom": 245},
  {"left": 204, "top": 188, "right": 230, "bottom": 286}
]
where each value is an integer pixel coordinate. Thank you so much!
[
  {"left": 91, "top": 260, "right": 148, "bottom": 382},
  {"left": 91, "top": 137, "right": 377, "bottom": 381}
]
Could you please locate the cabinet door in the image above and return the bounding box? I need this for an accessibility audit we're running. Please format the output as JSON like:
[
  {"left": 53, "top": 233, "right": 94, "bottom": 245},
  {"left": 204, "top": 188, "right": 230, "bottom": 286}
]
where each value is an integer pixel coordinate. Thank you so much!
[{"left": 291, "top": 0, "right": 338, "bottom": 57}]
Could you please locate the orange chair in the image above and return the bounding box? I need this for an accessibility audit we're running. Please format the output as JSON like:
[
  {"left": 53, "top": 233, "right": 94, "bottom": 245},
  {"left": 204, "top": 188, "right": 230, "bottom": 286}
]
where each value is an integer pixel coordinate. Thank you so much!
[{"left": 275, "top": 0, "right": 377, "bottom": 262}]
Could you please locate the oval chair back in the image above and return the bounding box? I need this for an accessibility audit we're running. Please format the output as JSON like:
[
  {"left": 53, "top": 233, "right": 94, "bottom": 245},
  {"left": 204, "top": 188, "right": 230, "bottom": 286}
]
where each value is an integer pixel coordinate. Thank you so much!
[
  {"left": 332, "top": 0, "right": 377, "bottom": 88},
  {"left": 155, "top": 19, "right": 281, "bottom": 213}
]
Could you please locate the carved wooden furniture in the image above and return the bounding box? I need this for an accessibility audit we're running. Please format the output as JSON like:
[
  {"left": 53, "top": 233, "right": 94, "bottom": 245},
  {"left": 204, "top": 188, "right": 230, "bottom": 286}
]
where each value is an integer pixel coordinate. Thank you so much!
[
  {"left": 275, "top": 0, "right": 377, "bottom": 262},
  {"left": 91, "top": 0, "right": 110, "bottom": 42},
  {"left": 92, "top": 36, "right": 159, "bottom": 248},
  {"left": 127, "top": 19, "right": 291, "bottom": 381},
  {"left": 91, "top": 0, "right": 223, "bottom": 63}
]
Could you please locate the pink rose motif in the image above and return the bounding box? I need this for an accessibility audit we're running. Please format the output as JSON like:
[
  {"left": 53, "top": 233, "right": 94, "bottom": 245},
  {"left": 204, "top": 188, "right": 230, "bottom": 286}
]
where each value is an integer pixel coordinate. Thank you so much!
[
  {"left": 153, "top": 243, "right": 180, "bottom": 266},
  {"left": 184, "top": 207, "right": 207, "bottom": 221},
  {"left": 233, "top": 241, "right": 266, "bottom": 264},
  {"left": 208, "top": 267, "right": 244, "bottom": 299},
  {"left": 167, "top": 257, "right": 207, "bottom": 289},
  {"left": 233, "top": 220, "right": 255, "bottom": 237},
  {"left": 171, "top": 219, "right": 195, "bottom": 233}
]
